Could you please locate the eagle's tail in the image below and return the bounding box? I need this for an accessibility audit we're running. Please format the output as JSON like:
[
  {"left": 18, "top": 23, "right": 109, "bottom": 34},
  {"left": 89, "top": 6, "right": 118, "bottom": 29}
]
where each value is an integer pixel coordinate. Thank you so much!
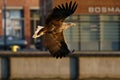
[{"left": 52, "top": 49, "right": 69, "bottom": 59}]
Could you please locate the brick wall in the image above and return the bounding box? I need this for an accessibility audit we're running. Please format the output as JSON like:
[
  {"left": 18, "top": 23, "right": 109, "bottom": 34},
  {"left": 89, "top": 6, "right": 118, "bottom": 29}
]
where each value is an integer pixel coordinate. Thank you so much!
[{"left": 53, "top": 0, "right": 120, "bottom": 14}]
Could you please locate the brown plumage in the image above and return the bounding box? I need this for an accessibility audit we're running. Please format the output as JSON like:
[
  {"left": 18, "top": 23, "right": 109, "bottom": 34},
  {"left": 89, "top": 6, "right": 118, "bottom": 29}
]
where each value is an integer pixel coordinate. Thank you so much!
[{"left": 33, "top": 1, "right": 78, "bottom": 58}]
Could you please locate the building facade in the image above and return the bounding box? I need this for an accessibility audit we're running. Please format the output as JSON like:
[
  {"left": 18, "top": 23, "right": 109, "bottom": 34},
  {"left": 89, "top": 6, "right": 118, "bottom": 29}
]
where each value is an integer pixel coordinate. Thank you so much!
[
  {"left": 0, "top": 0, "right": 120, "bottom": 50},
  {"left": 54, "top": 0, "right": 120, "bottom": 51}
]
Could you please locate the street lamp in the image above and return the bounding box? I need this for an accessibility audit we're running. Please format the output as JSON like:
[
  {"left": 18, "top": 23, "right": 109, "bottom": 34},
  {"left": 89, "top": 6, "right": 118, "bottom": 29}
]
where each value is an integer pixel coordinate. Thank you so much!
[{"left": 3, "top": 0, "right": 7, "bottom": 50}]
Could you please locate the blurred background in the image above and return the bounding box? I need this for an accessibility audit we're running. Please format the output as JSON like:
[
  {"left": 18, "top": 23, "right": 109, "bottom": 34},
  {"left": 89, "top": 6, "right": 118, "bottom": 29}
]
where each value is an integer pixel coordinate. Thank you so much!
[{"left": 0, "top": 0, "right": 120, "bottom": 80}]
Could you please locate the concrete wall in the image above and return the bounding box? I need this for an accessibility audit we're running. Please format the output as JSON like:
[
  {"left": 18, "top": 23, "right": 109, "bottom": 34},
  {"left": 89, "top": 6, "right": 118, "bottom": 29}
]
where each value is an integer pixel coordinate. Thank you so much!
[
  {"left": 80, "top": 57, "right": 120, "bottom": 79},
  {"left": 10, "top": 57, "right": 70, "bottom": 79},
  {"left": 1, "top": 52, "right": 120, "bottom": 79},
  {"left": 10, "top": 56, "right": 120, "bottom": 79}
]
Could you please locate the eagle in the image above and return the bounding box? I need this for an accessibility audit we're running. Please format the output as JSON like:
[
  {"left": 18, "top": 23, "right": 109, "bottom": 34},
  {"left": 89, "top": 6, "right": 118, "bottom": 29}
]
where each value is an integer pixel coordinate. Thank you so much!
[{"left": 33, "top": 1, "right": 78, "bottom": 58}]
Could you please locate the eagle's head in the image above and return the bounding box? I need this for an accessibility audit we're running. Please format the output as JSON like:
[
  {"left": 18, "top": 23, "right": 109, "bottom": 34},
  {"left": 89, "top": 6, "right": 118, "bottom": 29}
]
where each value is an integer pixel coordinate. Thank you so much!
[{"left": 32, "top": 26, "right": 44, "bottom": 38}]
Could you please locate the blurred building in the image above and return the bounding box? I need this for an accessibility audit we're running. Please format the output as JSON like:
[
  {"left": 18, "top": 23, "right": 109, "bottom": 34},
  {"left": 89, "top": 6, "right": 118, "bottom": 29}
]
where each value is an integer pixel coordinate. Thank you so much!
[{"left": 0, "top": 0, "right": 120, "bottom": 50}]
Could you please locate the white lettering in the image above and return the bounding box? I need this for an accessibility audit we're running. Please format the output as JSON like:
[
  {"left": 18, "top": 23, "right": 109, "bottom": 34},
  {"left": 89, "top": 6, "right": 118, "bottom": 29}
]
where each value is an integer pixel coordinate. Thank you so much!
[
  {"left": 95, "top": 7, "right": 101, "bottom": 13},
  {"left": 88, "top": 7, "right": 120, "bottom": 13},
  {"left": 115, "top": 7, "right": 120, "bottom": 12},
  {"left": 107, "top": 7, "right": 114, "bottom": 12},
  {"left": 88, "top": 7, "right": 94, "bottom": 13},
  {"left": 101, "top": 7, "right": 107, "bottom": 13}
]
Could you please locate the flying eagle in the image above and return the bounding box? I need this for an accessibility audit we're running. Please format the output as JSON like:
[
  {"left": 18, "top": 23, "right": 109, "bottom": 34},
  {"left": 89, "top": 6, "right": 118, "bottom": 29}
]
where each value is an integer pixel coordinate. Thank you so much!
[{"left": 33, "top": 1, "right": 78, "bottom": 58}]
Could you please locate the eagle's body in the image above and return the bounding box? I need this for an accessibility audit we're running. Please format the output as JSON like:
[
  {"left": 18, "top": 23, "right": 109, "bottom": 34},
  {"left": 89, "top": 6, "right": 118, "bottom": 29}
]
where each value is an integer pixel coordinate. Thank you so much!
[{"left": 33, "top": 1, "right": 77, "bottom": 58}]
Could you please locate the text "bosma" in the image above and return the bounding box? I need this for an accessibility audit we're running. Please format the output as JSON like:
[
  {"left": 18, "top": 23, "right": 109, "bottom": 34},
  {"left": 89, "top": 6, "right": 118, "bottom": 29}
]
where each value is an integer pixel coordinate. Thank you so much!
[{"left": 88, "top": 7, "right": 120, "bottom": 13}]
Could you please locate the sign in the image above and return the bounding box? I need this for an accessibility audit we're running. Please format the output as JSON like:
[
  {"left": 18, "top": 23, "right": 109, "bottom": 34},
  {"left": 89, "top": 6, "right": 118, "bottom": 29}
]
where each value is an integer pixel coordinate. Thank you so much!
[{"left": 88, "top": 7, "right": 120, "bottom": 14}]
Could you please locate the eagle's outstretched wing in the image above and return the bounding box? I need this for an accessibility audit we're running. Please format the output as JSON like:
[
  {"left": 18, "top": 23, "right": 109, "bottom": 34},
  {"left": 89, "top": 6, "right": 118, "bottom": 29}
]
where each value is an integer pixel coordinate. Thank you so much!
[
  {"left": 43, "top": 1, "right": 77, "bottom": 58},
  {"left": 45, "top": 1, "right": 78, "bottom": 26}
]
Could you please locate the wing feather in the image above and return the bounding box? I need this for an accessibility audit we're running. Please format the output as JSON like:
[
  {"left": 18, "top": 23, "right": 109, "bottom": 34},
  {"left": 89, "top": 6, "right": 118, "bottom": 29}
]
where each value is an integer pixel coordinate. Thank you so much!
[
  {"left": 68, "top": 1, "right": 72, "bottom": 9},
  {"left": 66, "top": 3, "right": 68, "bottom": 9},
  {"left": 45, "top": 1, "right": 78, "bottom": 25},
  {"left": 72, "top": 2, "right": 78, "bottom": 12}
]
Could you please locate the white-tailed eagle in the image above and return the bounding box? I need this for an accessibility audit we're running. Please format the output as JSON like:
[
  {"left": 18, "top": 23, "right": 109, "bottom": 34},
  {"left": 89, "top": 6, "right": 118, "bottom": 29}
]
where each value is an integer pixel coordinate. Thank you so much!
[{"left": 33, "top": 1, "right": 78, "bottom": 58}]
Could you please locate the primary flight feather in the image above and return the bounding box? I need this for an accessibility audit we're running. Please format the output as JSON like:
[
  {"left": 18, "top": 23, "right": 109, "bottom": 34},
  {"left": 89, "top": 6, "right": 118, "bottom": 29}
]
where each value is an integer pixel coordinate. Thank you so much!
[{"left": 33, "top": 1, "right": 78, "bottom": 58}]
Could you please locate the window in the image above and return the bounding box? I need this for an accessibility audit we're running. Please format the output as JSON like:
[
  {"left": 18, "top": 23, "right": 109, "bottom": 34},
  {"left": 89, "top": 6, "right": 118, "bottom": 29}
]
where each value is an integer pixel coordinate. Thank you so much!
[
  {"left": 65, "top": 15, "right": 120, "bottom": 51},
  {"left": 3, "top": 10, "right": 23, "bottom": 39},
  {"left": 80, "top": 15, "right": 99, "bottom": 50},
  {"left": 100, "top": 15, "right": 120, "bottom": 50}
]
